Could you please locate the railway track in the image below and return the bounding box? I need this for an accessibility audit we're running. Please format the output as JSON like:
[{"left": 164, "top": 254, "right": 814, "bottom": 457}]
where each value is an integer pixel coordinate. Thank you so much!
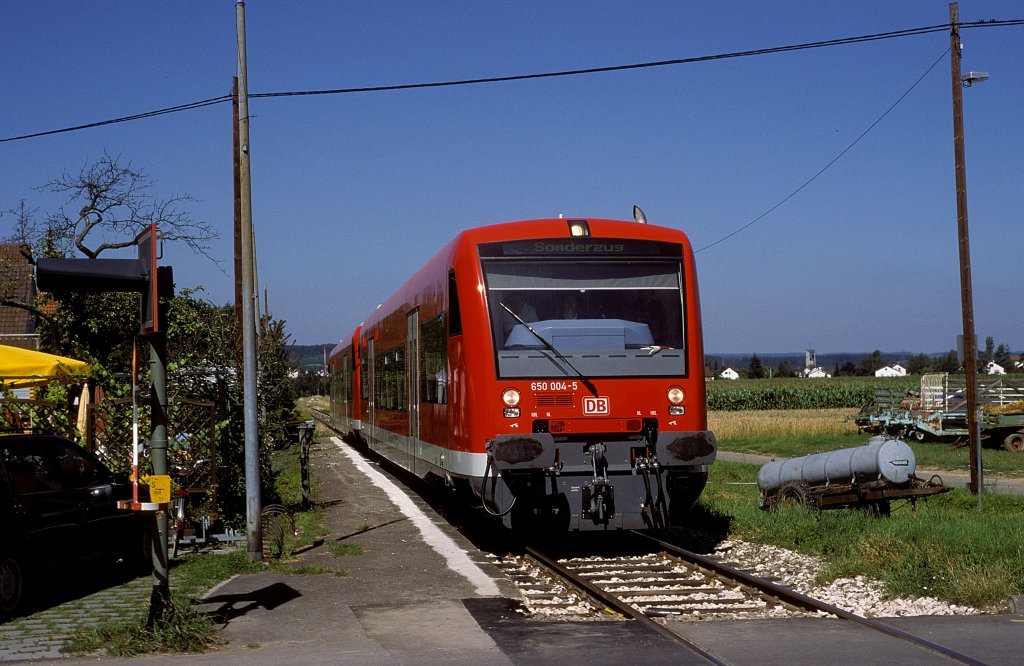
[
  {"left": 494, "top": 533, "right": 985, "bottom": 666},
  {"left": 309, "top": 407, "right": 984, "bottom": 665}
]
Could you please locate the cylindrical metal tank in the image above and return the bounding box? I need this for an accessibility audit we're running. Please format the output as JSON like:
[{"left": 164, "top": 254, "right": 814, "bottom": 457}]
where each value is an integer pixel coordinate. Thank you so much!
[{"left": 757, "top": 436, "right": 916, "bottom": 493}]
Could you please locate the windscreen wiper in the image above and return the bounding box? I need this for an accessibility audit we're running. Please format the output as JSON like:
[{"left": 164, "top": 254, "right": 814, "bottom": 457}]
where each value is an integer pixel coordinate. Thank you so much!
[{"left": 499, "top": 302, "right": 599, "bottom": 397}]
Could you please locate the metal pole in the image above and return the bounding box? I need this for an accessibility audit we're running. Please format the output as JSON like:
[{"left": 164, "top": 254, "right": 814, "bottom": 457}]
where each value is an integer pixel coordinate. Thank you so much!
[
  {"left": 147, "top": 332, "right": 172, "bottom": 623},
  {"left": 949, "top": 3, "right": 982, "bottom": 501},
  {"left": 236, "top": 0, "right": 263, "bottom": 559}
]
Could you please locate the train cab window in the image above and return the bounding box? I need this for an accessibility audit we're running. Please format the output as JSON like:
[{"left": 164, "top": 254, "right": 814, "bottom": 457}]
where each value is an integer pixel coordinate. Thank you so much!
[{"left": 481, "top": 245, "right": 688, "bottom": 379}]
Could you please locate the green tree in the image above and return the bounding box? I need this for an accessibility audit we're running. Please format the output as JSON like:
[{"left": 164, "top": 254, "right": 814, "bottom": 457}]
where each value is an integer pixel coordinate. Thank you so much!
[
  {"left": 994, "top": 343, "right": 1012, "bottom": 369},
  {"left": 907, "top": 353, "right": 933, "bottom": 375},
  {"left": 859, "top": 350, "right": 884, "bottom": 376},
  {"left": 935, "top": 350, "right": 961, "bottom": 373},
  {"left": 983, "top": 336, "right": 995, "bottom": 363},
  {"left": 164, "top": 296, "right": 298, "bottom": 520},
  {"left": 293, "top": 369, "right": 327, "bottom": 397},
  {"left": 747, "top": 354, "right": 765, "bottom": 379}
]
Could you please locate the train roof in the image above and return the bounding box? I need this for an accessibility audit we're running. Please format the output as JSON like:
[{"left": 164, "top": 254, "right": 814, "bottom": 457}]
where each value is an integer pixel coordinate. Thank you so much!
[
  {"left": 451, "top": 217, "right": 693, "bottom": 247},
  {"left": 331, "top": 217, "right": 696, "bottom": 357}
]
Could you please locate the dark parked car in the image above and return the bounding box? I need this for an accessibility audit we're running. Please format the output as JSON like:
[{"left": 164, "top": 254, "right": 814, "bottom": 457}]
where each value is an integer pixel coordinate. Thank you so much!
[{"left": 0, "top": 435, "right": 150, "bottom": 618}]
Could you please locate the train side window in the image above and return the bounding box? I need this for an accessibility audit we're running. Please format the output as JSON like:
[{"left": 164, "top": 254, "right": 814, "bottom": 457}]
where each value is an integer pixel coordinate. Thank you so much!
[
  {"left": 344, "top": 352, "right": 353, "bottom": 402},
  {"left": 375, "top": 346, "right": 406, "bottom": 412},
  {"left": 420, "top": 315, "right": 447, "bottom": 404},
  {"left": 448, "top": 270, "right": 462, "bottom": 336}
]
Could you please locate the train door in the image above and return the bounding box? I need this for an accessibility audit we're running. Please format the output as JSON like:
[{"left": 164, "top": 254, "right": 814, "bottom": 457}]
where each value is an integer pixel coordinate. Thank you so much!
[
  {"left": 406, "top": 310, "right": 420, "bottom": 473},
  {"left": 367, "top": 336, "right": 376, "bottom": 442}
]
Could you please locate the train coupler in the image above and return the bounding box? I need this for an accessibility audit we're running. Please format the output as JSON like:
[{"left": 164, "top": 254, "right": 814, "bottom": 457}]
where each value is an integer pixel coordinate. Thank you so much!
[{"left": 582, "top": 479, "right": 615, "bottom": 524}]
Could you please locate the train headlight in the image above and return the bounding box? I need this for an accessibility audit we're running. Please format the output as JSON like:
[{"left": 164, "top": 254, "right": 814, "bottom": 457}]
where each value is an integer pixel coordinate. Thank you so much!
[
  {"left": 502, "top": 388, "right": 521, "bottom": 407},
  {"left": 667, "top": 387, "right": 685, "bottom": 405}
]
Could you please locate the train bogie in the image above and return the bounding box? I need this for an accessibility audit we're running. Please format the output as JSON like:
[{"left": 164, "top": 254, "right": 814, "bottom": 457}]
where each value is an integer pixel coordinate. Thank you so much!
[{"left": 329, "top": 217, "right": 716, "bottom": 531}]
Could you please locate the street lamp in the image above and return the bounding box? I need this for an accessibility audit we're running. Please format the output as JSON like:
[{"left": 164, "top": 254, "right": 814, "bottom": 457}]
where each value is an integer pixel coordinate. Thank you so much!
[
  {"left": 948, "top": 3, "right": 987, "bottom": 501},
  {"left": 962, "top": 71, "right": 990, "bottom": 87}
]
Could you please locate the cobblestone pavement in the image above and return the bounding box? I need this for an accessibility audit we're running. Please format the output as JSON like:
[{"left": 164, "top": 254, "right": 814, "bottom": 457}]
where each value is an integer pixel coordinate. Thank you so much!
[{"left": 0, "top": 575, "right": 153, "bottom": 661}]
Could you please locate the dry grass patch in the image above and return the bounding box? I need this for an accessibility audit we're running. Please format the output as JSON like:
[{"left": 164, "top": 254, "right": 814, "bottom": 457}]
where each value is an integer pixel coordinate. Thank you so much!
[{"left": 709, "top": 408, "right": 860, "bottom": 439}]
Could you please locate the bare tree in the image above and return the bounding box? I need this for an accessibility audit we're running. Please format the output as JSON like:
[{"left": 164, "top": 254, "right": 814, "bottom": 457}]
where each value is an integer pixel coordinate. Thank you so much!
[
  {"left": 40, "top": 152, "right": 216, "bottom": 259},
  {"left": 1, "top": 153, "right": 218, "bottom": 328},
  {"left": 1, "top": 199, "right": 41, "bottom": 248},
  {"left": 0, "top": 201, "right": 52, "bottom": 323}
]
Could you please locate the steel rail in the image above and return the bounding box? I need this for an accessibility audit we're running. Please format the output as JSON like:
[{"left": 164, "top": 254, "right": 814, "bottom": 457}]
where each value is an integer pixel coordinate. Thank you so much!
[
  {"left": 524, "top": 545, "right": 728, "bottom": 666},
  {"left": 634, "top": 532, "right": 987, "bottom": 666}
]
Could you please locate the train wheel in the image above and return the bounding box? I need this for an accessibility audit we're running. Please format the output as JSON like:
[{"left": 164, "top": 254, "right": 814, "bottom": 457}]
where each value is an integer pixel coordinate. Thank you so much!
[{"left": 1004, "top": 432, "right": 1024, "bottom": 453}]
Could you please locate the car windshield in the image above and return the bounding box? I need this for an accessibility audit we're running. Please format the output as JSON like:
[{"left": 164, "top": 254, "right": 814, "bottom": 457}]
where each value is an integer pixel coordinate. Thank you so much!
[{"left": 481, "top": 241, "right": 688, "bottom": 378}]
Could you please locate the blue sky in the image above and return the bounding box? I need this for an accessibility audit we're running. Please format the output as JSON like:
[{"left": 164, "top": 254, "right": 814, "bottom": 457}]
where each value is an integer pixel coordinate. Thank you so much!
[{"left": 2, "top": 1, "right": 1021, "bottom": 354}]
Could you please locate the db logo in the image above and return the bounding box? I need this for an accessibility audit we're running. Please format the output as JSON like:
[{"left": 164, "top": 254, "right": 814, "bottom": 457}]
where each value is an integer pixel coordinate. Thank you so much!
[{"left": 583, "top": 396, "right": 610, "bottom": 415}]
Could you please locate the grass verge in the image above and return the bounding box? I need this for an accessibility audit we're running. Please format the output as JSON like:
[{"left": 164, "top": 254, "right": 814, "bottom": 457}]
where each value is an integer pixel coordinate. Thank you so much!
[
  {"left": 698, "top": 459, "right": 1024, "bottom": 609},
  {"left": 63, "top": 552, "right": 265, "bottom": 657}
]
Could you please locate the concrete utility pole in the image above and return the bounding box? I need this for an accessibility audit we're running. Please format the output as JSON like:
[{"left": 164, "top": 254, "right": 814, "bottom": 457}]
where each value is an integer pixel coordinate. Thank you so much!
[
  {"left": 236, "top": 0, "right": 262, "bottom": 559},
  {"left": 146, "top": 333, "right": 172, "bottom": 623},
  {"left": 949, "top": 2, "right": 982, "bottom": 499}
]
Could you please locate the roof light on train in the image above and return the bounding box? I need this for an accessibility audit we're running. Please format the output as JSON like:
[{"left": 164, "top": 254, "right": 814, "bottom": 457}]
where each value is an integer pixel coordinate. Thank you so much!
[
  {"left": 502, "top": 388, "right": 521, "bottom": 407},
  {"left": 568, "top": 220, "right": 590, "bottom": 237},
  {"left": 633, "top": 205, "right": 648, "bottom": 224}
]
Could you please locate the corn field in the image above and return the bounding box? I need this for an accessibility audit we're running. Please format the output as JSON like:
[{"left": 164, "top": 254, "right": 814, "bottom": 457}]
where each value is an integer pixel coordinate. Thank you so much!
[{"left": 706, "top": 377, "right": 918, "bottom": 411}]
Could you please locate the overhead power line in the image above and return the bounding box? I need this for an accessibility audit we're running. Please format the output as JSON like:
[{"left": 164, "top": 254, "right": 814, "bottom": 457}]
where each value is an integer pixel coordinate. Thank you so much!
[
  {"left": 0, "top": 96, "right": 230, "bottom": 144},
  {"left": 250, "top": 23, "right": 954, "bottom": 98},
  {"left": 1, "top": 19, "right": 1020, "bottom": 144},
  {"left": 696, "top": 48, "right": 951, "bottom": 253}
]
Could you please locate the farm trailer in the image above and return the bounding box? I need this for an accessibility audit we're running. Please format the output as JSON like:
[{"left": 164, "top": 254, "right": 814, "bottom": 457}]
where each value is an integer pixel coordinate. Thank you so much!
[{"left": 854, "top": 373, "right": 1024, "bottom": 451}]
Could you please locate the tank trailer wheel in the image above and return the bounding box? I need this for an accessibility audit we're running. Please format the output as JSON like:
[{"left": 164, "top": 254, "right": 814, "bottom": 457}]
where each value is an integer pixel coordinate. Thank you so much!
[
  {"left": 778, "top": 482, "right": 811, "bottom": 509},
  {"left": 1004, "top": 432, "right": 1024, "bottom": 453}
]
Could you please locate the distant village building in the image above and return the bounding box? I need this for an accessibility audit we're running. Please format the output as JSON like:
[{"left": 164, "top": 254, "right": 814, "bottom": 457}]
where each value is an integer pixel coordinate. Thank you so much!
[
  {"left": 874, "top": 364, "right": 908, "bottom": 378},
  {"left": 719, "top": 367, "right": 740, "bottom": 381},
  {"left": 985, "top": 361, "right": 1006, "bottom": 376},
  {"left": 802, "top": 367, "right": 831, "bottom": 379}
]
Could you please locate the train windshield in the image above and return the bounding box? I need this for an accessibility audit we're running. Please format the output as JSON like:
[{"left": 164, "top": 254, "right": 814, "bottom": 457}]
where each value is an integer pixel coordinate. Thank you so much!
[{"left": 480, "top": 239, "right": 688, "bottom": 378}]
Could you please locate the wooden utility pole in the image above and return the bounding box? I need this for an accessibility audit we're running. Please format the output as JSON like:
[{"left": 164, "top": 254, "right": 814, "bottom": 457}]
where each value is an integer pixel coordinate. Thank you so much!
[{"left": 949, "top": 2, "right": 981, "bottom": 498}]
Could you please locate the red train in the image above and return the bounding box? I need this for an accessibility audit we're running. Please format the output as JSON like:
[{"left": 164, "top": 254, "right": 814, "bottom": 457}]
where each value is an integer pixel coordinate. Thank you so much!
[{"left": 329, "top": 216, "right": 716, "bottom": 531}]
